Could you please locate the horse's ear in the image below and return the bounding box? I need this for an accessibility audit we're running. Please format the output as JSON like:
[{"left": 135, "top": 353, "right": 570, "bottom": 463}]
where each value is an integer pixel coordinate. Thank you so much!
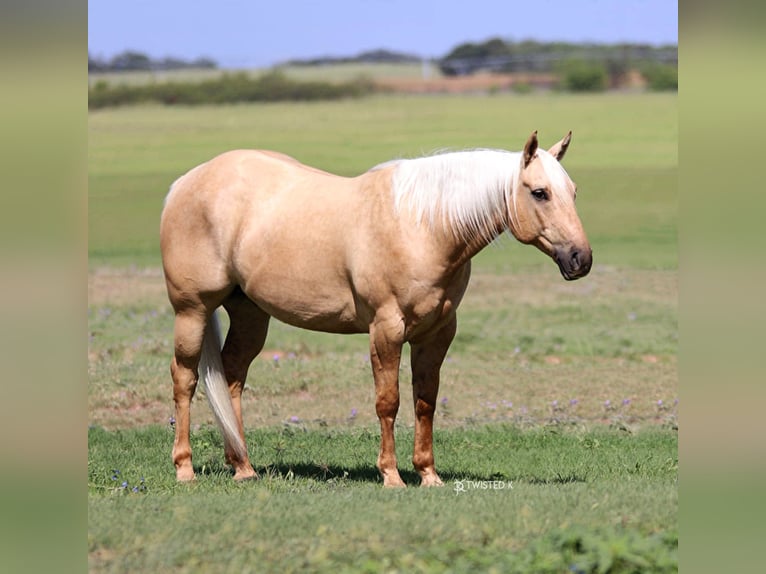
[
  {"left": 548, "top": 131, "right": 572, "bottom": 162},
  {"left": 523, "top": 130, "right": 538, "bottom": 167}
]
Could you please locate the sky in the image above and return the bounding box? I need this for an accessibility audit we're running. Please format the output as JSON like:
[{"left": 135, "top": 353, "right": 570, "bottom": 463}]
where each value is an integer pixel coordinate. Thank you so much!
[{"left": 88, "top": 0, "right": 678, "bottom": 68}]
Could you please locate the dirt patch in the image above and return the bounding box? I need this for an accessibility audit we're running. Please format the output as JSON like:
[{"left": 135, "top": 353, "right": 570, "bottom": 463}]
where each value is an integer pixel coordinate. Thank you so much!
[
  {"left": 375, "top": 69, "right": 649, "bottom": 94},
  {"left": 376, "top": 72, "right": 557, "bottom": 94},
  {"left": 89, "top": 267, "right": 167, "bottom": 306},
  {"left": 464, "top": 265, "right": 677, "bottom": 308}
]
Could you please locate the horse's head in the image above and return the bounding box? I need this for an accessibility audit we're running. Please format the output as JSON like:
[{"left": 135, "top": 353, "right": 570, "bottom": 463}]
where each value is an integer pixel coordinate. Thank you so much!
[{"left": 509, "top": 131, "right": 592, "bottom": 281}]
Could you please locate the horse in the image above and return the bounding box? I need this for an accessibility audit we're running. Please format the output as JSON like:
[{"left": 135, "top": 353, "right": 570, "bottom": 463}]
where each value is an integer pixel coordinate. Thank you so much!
[{"left": 160, "top": 131, "right": 592, "bottom": 487}]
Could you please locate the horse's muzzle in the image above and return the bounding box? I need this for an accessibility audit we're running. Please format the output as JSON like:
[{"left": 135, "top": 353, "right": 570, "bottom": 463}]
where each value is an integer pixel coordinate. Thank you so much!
[{"left": 554, "top": 245, "right": 592, "bottom": 281}]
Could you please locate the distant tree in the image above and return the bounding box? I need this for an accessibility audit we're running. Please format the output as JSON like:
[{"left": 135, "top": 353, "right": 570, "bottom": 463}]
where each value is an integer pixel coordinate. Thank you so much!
[
  {"left": 88, "top": 53, "right": 107, "bottom": 72},
  {"left": 285, "top": 49, "right": 421, "bottom": 66},
  {"left": 558, "top": 60, "right": 608, "bottom": 92},
  {"left": 483, "top": 37, "right": 511, "bottom": 57},
  {"left": 191, "top": 57, "right": 218, "bottom": 69},
  {"left": 641, "top": 63, "right": 678, "bottom": 91},
  {"left": 157, "top": 57, "right": 187, "bottom": 70},
  {"left": 110, "top": 50, "right": 152, "bottom": 71}
]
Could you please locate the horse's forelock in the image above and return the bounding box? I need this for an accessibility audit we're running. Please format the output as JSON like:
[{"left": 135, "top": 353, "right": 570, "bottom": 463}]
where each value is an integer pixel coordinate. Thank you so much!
[{"left": 536, "top": 150, "right": 573, "bottom": 201}]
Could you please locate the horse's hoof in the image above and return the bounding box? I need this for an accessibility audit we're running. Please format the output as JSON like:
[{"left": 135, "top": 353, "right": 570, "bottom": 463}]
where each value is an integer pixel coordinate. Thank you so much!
[
  {"left": 382, "top": 475, "right": 407, "bottom": 488},
  {"left": 234, "top": 470, "right": 259, "bottom": 482},
  {"left": 176, "top": 470, "right": 196, "bottom": 482}
]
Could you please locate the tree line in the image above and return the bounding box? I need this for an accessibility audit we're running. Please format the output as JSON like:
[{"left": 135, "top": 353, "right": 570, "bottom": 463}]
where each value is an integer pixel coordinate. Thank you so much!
[
  {"left": 88, "top": 50, "right": 217, "bottom": 72},
  {"left": 435, "top": 38, "right": 677, "bottom": 92},
  {"left": 90, "top": 40, "right": 676, "bottom": 75},
  {"left": 438, "top": 38, "right": 676, "bottom": 75}
]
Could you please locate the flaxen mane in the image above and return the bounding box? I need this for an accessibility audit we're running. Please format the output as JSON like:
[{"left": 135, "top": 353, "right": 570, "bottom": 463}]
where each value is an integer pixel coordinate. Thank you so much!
[{"left": 386, "top": 150, "right": 519, "bottom": 242}]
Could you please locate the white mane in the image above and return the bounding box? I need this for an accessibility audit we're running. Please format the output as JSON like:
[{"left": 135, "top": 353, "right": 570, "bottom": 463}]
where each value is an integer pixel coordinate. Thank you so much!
[{"left": 387, "top": 150, "right": 521, "bottom": 243}]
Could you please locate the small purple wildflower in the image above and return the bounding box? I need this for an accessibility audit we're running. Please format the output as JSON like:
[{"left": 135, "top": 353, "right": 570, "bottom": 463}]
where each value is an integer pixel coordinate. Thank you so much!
[
  {"left": 289, "top": 415, "right": 300, "bottom": 423},
  {"left": 121, "top": 481, "right": 128, "bottom": 489},
  {"left": 604, "top": 400, "right": 611, "bottom": 408},
  {"left": 569, "top": 399, "right": 578, "bottom": 407},
  {"left": 132, "top": 486, "right": 139, "bottom": 493},
  {"left": 169, "top": 416, "right": 176, "bottom": 427},
  {"left": 502, "top": 400, "right": 513, "bottom": 409},
  {"left": 674, "top": 398, "right": 679, "bottom": 406},
  {"left": 622, "top": 398, "right": 631, "bottom": 406},
  {"left": 552, "top": 400, "right": 558, "bottom": 407},
  {"left": 440, "top": 397, "right": 448, "bottom": 405},
  {"left": 657, "top": 399, "right": 663, "bottom": 407},
  {"left": 349, "top": 408, "right": 358, "bottom": 419},
  {"left": 272, "top": 354, "right": 280, "bottom": 362}
]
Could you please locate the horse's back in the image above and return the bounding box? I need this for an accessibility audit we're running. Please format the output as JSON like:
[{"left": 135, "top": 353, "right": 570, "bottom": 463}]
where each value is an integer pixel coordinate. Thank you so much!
[
  {"left": 165, "top": 149, "right": 338, "bottom": 204},
  {"left": 162, "top": 150, "right": 351, "bottom": 235}
]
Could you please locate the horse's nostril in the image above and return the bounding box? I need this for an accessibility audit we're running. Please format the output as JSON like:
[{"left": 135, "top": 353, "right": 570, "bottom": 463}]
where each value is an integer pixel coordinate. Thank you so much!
[{"left": 571, "top": 250, "right": 580, "bottom": 267}]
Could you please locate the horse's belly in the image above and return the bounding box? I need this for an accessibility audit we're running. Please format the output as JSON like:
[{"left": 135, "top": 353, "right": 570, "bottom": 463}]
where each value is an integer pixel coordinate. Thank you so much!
[{"left": 243, "top": 280, "right": 367, "bottom": 335}]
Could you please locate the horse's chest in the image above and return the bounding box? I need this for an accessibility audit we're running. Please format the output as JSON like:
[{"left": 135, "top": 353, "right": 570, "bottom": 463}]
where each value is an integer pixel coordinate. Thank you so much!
[{"left": 402, "top": 276, "right": 469, "bottom": 341}]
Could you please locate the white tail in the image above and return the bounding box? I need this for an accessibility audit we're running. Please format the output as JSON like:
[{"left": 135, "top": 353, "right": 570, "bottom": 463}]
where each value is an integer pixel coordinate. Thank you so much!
[{"left": 199, "top": 311, "right": 246, "bottom": 461}]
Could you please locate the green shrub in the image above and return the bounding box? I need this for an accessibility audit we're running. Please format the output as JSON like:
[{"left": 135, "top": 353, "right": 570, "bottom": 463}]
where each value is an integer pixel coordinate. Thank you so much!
[
  {"left": 88, "top": 71, "right": 375, "bottom": 109},
  {"left": 518, "top": 525, "right": 678, "bottom": 573},
  {"left": 512, "top": 81, "right": 533, "bottom": 94},
  {"left": 642, "top": 63, "right": 678, "bottom": 91},
  {"left": 558, "top": 59, "right": 608, "bottom": 92}
]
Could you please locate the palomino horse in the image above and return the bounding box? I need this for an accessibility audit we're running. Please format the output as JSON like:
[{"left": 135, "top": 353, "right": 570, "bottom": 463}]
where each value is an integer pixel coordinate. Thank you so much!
[{"left": 160, "top": 131, "right": 591, "bottom": 487}]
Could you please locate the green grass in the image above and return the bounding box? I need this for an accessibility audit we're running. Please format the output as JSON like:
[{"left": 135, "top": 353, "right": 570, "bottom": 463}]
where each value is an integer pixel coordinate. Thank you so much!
[
  {"left": 88, "top": 93, "right": 677, "bottom": 572},
  {"left": 88, "top": 425, "right": 677, "bottom": 573}
]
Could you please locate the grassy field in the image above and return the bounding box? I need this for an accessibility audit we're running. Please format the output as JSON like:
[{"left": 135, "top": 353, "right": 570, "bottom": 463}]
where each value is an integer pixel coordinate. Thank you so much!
[
  {"left": 88, "top": 93, "right": 677, "bottom": 572},
  {"left": 88, "top": 426, "right": 677, "bottom": 573}
]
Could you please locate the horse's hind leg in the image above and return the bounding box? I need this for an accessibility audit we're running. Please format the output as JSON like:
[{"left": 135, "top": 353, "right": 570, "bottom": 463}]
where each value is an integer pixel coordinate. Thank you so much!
[
  {"left": 410, "top": 316, "right": 457, "bottom": 487},
  {"left": 221, "top": 290, "right": 271, "bottom": 480},
  {"left": 170, "top": 306, "right": 209, "bottom": 482}
]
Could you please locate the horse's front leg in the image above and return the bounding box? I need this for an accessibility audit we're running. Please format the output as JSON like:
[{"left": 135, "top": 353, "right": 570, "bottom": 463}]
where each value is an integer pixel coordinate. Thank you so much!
[
  {"left": 369, "top": 316, "right": 405, "bottom": 488},
  {"left": 410, "top": 316, "right": 457, "bottom": 487}
]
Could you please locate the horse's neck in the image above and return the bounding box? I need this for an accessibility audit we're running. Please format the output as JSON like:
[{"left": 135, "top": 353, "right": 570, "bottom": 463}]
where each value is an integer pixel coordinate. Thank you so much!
[{"left": 445, "top": 210, "right": 509, "bottom": 271}]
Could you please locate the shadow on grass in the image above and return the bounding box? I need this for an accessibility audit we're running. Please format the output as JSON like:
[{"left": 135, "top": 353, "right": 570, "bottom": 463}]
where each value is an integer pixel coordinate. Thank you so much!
[{"left": 193, "top": 460, "right": 582, "bottom": 486}]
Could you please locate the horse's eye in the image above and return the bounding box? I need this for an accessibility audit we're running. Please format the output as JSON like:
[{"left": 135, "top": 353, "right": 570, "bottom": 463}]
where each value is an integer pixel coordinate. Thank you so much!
[{"left": 531, "top": 189, "right": 548, "bottom": 202}]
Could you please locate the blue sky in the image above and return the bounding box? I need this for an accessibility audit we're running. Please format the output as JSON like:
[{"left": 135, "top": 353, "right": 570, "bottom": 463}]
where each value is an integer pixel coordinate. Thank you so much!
[{"left": 88, "top": 0, "right": 677, "bottom": 68}]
